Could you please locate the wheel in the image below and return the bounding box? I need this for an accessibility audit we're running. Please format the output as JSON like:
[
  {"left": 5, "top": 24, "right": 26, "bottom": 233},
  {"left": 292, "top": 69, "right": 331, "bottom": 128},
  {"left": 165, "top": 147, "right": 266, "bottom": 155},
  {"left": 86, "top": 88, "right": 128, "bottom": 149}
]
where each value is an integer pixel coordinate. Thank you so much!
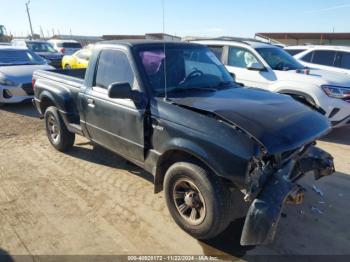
[
  {"left": 164, "top": 161, "right": 232, "bottom": 240},
  {"left": 44, "top": 106, "right": 75, "bottom": 152},
  {"left": 64, "top": 64, "right": 71, "bottom": 69}
]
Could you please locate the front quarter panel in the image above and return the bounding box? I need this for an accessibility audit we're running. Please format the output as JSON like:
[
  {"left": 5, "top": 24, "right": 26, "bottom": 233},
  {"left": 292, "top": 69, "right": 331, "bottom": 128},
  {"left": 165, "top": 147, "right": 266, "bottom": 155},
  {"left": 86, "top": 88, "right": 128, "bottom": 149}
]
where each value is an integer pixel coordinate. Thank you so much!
[{"left": 150, "top": 98, "right": 258, "bottom": 187}]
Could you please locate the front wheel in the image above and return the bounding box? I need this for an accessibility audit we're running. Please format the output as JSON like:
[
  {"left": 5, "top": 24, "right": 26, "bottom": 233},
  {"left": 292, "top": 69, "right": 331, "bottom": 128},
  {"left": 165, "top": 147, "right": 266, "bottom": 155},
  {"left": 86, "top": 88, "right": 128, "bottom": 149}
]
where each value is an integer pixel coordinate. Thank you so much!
[
  {"left": 44, "top": 106, "right": 75, "bottom": 152},
  {"left": 164, "top": 162, "right": 232, "bottom": 240}
]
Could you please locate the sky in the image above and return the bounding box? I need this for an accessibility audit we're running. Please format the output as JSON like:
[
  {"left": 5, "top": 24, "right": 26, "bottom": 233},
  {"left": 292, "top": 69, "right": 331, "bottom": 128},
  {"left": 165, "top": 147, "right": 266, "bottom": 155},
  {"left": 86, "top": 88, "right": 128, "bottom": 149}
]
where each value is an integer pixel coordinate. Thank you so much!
[{"left": 1, "top": 0, "right": 350, "bottom": 38}]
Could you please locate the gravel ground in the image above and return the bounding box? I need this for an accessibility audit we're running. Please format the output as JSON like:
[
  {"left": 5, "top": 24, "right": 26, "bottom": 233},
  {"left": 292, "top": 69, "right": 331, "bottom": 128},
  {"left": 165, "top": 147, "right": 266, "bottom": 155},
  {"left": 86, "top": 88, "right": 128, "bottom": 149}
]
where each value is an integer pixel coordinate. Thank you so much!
[{"left": 0, "top": 102, "right": 349, "bottom": 260}]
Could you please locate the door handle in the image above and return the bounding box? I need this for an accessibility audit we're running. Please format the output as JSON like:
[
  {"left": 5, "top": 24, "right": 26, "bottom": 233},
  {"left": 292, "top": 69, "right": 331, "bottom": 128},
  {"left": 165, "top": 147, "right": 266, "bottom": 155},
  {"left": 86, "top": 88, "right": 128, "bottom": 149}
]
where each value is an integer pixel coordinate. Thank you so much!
[{"left": 87, "top": 98, "right": 95, "bottom": 108}]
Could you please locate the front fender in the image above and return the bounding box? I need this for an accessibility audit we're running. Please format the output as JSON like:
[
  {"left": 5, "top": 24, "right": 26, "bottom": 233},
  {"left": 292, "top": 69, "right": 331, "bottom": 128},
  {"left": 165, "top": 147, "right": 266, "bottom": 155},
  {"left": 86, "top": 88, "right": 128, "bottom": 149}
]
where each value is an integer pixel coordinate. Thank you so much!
[{"left": 157, "top": 137, "right": 224, "bottom": 177}]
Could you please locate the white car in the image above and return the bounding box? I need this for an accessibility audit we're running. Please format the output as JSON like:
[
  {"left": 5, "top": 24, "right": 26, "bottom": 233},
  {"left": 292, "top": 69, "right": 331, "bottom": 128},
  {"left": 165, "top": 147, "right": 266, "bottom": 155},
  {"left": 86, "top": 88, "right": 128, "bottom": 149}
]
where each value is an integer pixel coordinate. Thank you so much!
[
  {"left": 48, "top": 39, "right": 82, "bottom": 56},
  {"left": 285, "top": 45, "right": 350, "bottom": 75},
  {"left": 191, "top": 38, "right": 350, "bottom": 127},
  {"left": 0, "top": 46, "right": 53, "bottom": 105}
]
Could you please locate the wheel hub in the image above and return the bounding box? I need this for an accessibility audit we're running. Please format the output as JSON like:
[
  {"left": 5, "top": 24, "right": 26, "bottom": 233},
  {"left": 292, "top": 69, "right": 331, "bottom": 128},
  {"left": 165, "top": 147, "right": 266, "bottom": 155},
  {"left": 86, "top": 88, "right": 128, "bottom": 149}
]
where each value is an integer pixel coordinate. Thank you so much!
[
  {"left": 173, "top": 178, "right": 206, "bottom": 226},
  {"left": 184, "top": 191, "right": 199, "bottom": 208},
  {"left": 48, "top": 115, "right": 60, "bottom": 142}
]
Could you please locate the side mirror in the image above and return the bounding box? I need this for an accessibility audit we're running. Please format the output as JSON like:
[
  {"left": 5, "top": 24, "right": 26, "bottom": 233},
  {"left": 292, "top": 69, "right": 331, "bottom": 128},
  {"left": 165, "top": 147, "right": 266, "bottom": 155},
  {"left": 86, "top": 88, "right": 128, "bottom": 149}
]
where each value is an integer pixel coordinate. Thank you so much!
[
  {"left": 108, "top": 82, "right": 133, "bottom": 99},
  {"left": 247, "top": 62, "right": 265, "bottom": 71}
]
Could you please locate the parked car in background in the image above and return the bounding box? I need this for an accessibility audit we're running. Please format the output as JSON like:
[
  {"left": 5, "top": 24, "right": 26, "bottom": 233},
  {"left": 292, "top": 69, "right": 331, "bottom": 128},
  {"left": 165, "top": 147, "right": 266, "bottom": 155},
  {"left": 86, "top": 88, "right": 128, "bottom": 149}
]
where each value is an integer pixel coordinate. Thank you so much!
[
  {"left": 285, "top": 45, "right": 350, "bottom": 75},
  {"left": 61, "top": 48, "right": 92, "bottom": 69},
  {"left": 33, "top": 41, "right": 334, "bottom": 246},
  {"left": 0, "top": 46, "right": 53, "bottom": 105},
  {"left": 48, "top": 39, "right": 82, "bottom": 55},
  {"left": 11, "top": 39, "right": 63, "bottom": 68},
  {"left": 191, "top": 38, "right": 350, "bottom": 127}
]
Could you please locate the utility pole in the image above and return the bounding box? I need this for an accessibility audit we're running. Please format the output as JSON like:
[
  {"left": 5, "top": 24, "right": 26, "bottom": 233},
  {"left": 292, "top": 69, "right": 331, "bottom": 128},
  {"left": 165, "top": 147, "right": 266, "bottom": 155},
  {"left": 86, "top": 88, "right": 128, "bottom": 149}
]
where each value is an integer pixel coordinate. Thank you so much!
[{"left": 25, "top": 0, "right": 34, "bottom": 39}]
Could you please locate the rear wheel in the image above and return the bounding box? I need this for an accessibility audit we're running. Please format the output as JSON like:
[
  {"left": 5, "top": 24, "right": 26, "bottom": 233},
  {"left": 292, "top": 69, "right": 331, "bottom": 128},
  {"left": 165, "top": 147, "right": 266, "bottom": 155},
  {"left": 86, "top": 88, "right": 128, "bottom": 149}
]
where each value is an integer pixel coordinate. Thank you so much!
[
  {"left": 64, "top": 64, "right": 71, "bottom": 69},
  {"left": 44, "top": 106, "right": 75, "bottom": 152},
  {"left": 164, "top": 161, "right": 232, "bottom": 240}
]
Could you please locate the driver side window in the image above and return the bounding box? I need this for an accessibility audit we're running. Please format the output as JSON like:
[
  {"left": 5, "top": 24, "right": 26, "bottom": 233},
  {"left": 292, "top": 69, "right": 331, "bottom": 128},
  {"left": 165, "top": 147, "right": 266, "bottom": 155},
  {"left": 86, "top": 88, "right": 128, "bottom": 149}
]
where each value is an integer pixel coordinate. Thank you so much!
[{"left": 228, "top": 47, "right": 258, "bottom": 68}]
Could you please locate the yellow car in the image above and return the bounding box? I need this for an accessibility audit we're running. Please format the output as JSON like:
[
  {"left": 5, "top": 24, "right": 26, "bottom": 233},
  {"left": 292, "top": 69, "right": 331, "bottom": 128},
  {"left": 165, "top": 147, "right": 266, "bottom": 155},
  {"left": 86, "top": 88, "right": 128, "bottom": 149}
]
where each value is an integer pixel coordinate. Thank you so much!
[{"left": 62, "top": 49, "right": 92, "bottom": 69}]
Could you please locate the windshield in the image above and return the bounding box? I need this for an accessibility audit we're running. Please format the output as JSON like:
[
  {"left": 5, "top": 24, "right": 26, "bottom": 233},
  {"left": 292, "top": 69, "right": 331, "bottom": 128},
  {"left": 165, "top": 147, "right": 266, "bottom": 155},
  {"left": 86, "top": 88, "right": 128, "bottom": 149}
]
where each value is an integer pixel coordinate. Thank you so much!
[
  {"left": 0, "top": 49, "right": 46, "bottom": 65},
  {"left": 137, "top": 45, "right": 235, "bottom": 96},
  {"left": 256, "top": 47, "right": 304, "bottom": 71},
  {"left": 58, "top": 42, "right": 82, "bottom": 48},
  {"left": 27, "top": 42, "right": 56, "bottom": 53}
]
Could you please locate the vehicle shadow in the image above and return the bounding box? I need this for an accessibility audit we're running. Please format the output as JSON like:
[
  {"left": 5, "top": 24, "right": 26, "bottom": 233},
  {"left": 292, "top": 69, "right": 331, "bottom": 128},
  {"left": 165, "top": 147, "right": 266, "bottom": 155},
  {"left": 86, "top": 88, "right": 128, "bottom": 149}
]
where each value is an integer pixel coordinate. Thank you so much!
[
  {"left": 198, "top": 171, "right": 350, "bottom": 257},
  {"left": 0, "top": 249, "right": 14, "bottom": 262},
  {"left": 198, "top": 218, "right": 255, "bottom": 259},
  {"left": 0, "top": 101, "right": 39, "bottom": 118},
  {"left": 67, "top": 142, "right": 154, "bottom": 184},
  {"left": 320, "top": 126, "right": 350, "bottom": 146}
]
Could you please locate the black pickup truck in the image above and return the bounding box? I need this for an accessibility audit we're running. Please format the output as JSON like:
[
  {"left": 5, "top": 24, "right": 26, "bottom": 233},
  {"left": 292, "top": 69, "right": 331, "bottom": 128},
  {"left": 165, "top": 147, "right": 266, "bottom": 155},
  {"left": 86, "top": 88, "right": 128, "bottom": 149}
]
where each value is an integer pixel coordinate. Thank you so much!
[{"left": 33, "top": 40, "right": 334, "bottom": 246}]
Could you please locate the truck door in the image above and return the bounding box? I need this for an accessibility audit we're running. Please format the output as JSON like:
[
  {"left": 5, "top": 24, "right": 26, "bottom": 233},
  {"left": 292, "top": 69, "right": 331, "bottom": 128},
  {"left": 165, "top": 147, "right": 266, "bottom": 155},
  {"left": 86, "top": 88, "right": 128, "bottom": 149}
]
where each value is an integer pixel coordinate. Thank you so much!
[{"left": 82, "top": 48, "right": 146, "bottom": 164}]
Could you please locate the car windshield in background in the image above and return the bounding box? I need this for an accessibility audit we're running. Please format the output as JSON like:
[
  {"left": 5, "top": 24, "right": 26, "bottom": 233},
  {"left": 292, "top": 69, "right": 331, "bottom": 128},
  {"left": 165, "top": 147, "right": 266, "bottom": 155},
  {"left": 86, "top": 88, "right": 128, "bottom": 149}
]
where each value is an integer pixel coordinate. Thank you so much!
[
  {"left": 257, "top": 47, "right": 304, "bottom": 71},
  {"left": 27, "top": 42, "right": 56, "bottom": 53},
  {"left": 59, "top": 43, "right": 82, "bottom": 48},
  {"left": 0, "top": 49, "right": 46, "bottom": 66},
  {"left": 138, "top": 45, "right": 235, "bottom": 96}
]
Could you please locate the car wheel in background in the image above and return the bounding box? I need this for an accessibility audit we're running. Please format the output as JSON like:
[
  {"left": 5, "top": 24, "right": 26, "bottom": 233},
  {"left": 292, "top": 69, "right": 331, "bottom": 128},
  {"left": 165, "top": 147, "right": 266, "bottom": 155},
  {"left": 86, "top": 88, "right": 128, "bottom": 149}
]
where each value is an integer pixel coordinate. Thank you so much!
[
  {"left": 44, "top": 106, "right": 75, "bottom": 152},
  {"left": 64, "top": 64, "right": 71, "bottom": 69}
]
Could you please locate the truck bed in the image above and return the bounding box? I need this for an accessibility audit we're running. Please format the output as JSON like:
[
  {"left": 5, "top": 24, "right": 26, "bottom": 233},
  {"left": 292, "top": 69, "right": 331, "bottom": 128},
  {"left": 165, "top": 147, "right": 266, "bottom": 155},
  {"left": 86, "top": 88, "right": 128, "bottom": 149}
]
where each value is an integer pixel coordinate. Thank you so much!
[{"left": 34, "top": 68, "right": 86, "bottom": 88}]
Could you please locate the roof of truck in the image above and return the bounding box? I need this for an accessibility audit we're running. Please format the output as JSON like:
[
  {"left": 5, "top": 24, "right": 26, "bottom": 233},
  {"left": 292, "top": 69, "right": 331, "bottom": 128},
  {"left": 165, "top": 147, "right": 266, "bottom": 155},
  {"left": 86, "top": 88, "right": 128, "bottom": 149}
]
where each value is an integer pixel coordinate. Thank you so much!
[{"left": 97, "top": 39, "right": 200, "bottom": 47}]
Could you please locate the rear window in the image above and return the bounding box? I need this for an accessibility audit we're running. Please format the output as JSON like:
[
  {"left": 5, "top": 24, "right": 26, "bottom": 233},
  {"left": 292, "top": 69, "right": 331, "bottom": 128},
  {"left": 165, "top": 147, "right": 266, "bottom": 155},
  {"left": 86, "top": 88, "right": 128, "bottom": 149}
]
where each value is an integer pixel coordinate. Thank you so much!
[
  {"left": 57, "top": 42, "right": 82, "bottom": 48},
  {"left": 339, "top": 52, "right": 350, "bottom": 69},
  {"left": 312, "top": 50, "right": 336, "bottom": 66},
  {"left": 285, "top": 49, "right": 306, "bottom": 56}
]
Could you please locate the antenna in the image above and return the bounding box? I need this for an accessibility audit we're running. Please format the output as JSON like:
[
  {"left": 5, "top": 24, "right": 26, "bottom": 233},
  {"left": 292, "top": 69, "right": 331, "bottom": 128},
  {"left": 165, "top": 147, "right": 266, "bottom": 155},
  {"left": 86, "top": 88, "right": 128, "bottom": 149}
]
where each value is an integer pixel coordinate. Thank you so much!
[
  {"left": 25, "top": 0, "right": 34, "bottom": 39},
  {"left": 162, "top": 0, "right": 168, "bottom": 100}
]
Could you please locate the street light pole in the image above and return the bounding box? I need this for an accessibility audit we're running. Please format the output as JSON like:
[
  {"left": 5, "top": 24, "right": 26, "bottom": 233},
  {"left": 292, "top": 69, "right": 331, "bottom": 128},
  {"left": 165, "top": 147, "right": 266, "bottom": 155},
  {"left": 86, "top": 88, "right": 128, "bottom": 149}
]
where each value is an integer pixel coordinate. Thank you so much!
[{"left": 25, "top": 0, "right": 34, "bottom": 39}]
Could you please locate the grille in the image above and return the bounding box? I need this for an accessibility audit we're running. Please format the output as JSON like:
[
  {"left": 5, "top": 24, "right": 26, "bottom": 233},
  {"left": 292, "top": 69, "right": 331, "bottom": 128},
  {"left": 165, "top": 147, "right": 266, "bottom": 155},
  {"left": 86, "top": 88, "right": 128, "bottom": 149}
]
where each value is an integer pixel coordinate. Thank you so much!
[{"left": 21, "top": 83, "right": 34, "bottom": 95}]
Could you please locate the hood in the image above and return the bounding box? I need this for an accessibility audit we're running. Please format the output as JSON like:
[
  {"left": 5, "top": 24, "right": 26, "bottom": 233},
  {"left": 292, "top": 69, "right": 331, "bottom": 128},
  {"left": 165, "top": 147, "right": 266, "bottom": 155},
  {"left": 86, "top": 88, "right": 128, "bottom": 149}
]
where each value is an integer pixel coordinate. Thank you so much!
[
  {"left": 170, "top": 88, "right": 331, "bottom": 154},
  {"left": 0, "top": 64, "right": 54, "bottom": 83},
  {"left": 277, "top": 68, "right": 350, "bottom": 87}
]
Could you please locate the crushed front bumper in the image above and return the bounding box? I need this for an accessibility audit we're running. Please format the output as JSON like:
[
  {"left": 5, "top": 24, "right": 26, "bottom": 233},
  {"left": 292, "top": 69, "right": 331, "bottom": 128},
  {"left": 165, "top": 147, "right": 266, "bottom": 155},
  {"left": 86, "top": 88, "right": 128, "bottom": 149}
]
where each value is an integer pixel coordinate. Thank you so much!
[{"left": 240, "top": 146, "right": 334, "bottom": 246}]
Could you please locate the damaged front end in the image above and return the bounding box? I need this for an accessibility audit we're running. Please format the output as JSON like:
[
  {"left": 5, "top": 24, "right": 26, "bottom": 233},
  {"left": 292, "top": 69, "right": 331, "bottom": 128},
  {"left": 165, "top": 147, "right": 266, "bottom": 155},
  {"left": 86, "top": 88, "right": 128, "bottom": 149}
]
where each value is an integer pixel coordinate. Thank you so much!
[{"left": 240, "top": 145, "right": 334, "bottom": 246}]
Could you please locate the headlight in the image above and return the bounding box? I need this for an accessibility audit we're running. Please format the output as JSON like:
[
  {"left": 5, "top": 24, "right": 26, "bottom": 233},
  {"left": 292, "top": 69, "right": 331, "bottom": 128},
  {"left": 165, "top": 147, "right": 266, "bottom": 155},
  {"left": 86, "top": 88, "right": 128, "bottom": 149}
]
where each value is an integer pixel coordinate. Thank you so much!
[
  {"left": 321, "top": 85, "right": 350, "bottom": 99},
  {"left": 0, "top": 78, "right": 17, "bottom": 86}
]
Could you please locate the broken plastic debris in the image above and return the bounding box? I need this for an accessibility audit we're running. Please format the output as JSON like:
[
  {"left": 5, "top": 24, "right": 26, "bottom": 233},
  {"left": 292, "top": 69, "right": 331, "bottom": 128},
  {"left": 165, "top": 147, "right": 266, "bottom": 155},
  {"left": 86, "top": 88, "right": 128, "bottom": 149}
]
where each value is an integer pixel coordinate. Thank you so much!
[
  {"left": 312, "top": 185, "right": 324, "bottom": 197},
  {"left": 311, "top": 206, "right": 324, "bottom": 214}
]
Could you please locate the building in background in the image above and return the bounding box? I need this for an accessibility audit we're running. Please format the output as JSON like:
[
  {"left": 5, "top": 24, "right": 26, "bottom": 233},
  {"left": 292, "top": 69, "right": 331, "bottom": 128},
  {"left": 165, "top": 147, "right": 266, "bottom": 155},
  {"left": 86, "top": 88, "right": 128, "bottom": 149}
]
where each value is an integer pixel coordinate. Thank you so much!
[
  {"left": 51, "top": 35, "right": 103, "bottom": 46},
  {"left": 102, "top": 33, "right": 181, "bottom": 41},
  {"left": 256, "top": 32, "right": 350, "bottom": 46}
]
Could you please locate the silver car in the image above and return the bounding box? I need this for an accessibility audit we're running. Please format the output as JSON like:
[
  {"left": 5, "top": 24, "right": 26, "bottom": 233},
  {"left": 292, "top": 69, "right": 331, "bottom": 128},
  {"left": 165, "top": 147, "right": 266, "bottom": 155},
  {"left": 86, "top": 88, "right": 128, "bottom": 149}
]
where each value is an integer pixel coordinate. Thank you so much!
[
  {"left": 0, "top": 46, "right": 54, "bottom": 105},
  {"left": 48, "top": 39, "right": 82, "bottom": 56}
]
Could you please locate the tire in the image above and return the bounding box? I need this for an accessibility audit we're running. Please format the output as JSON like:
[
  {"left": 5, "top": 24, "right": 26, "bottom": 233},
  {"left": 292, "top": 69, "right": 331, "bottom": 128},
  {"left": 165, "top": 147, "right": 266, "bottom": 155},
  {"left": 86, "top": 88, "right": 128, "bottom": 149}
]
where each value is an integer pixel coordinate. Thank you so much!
[
  {"left": 64, "top": 64, "right": 71, "bottom": 69},
  {"left": 44, "top": 106, "right": 75, "bottom": 152},
  {"left": 164, "top": 161, "right": 232, "bottom": 240}
]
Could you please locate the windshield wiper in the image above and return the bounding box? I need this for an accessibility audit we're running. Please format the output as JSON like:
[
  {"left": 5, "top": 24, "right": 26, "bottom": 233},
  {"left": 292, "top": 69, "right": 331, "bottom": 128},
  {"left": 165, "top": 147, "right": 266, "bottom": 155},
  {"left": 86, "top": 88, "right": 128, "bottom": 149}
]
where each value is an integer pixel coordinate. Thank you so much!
[
  {"left": 169, "top": 86, "right": 218, "bottom": 94},
  {"left": 215, "top": 81, "right": 236, "bottom": 89}
]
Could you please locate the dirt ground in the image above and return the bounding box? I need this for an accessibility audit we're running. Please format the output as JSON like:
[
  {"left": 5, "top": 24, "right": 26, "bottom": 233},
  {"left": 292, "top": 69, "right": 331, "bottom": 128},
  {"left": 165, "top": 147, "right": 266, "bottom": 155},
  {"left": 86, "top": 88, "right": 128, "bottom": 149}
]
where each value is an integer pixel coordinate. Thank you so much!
[{"left": 0, "top": 102, "right": 349, "bottom": 260}]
